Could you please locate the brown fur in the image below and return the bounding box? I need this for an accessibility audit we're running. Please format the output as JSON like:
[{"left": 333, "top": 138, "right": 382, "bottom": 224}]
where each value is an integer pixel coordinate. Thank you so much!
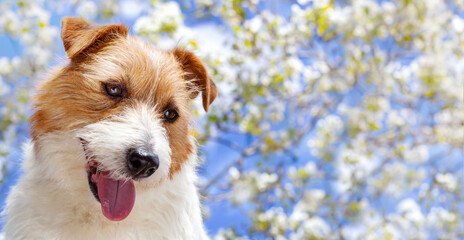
[
  {"left": 29, "top": 17, "right": 216, "bottom": 176},
  {"left": 61, "top": 16, "right": 129, "bottom": 58},
  {"left": 171, "top": 49, "right": 217, "bottom": 112}
]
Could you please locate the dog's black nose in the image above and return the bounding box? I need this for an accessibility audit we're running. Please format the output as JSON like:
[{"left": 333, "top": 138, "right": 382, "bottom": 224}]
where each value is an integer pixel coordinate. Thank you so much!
[{"left": 126, "top": 148, "right": 159, "bottom": 179}]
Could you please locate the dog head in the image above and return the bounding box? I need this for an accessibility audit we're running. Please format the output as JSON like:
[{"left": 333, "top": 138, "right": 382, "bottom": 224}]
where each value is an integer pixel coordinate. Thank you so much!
[{"left": 29, "top": 17, "right": 216, "bottom": 221}]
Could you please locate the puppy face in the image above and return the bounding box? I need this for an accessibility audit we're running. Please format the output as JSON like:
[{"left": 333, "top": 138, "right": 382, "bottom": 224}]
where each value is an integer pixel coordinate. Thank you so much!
[{"left": 29, "top": 17, "right": 216, "bottom": 221}]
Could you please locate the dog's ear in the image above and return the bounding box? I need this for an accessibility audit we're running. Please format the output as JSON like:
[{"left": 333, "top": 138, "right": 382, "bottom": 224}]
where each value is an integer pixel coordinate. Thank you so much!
[
  {"left": 171, "top": 49, "right": 217, "bottom": 112},
  {"left": 61, "top": 17, "right": 129, "bottom": 59}
]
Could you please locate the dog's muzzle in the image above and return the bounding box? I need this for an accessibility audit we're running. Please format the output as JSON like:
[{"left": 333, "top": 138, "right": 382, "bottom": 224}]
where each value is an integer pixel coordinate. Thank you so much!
[{"left": 80, "top": 138, "right": 160, "bottom": 222}]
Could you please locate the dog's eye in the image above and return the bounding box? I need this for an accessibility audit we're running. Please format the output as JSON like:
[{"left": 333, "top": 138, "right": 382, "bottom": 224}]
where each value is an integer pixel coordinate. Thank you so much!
[
  {"left": 104, "top": 83, "right": 124, "bottom": 98},
  {"left": 164, "top": 109, "right": 179, "bottom": 122}
]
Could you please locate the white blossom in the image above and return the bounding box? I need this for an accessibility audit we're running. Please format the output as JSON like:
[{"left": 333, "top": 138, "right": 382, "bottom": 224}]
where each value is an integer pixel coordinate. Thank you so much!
[
  {"left": 427, "top": 207, "right": 457, "bottom": 229},
  {"left": 404, "top": 145, "right": 429, "bottom": 164},
  {"left": 396, "top": 198, "right": 425, "bottom": 225},
  {"left": 312, "top": 0, "right": 330, "bottom": 9},
  {"left": 292, "top": 216, "right": 330, "bottom": 239},
  {"left": 77, "top": 1, "right": 98, "bottom": 20},
  {"left": 436, "top": 173, "right": 457, "bottom": 192},
  {"left": 0, "top": 57, "right": 13, "bottom": 76}
]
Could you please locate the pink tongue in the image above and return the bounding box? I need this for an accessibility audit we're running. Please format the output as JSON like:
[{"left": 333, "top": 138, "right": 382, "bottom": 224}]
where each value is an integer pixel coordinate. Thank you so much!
[{"left": 96, "top": 171, "right": 135, "bottom": 221}]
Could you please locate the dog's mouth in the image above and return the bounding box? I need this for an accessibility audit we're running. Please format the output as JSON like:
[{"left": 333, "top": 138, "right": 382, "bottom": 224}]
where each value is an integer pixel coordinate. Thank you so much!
[
  {"left": 87, "top": 160, "right": 100, "bottom": 202},
  {"left": 81, "top": 139, "right": 136, "bottom": 221}
]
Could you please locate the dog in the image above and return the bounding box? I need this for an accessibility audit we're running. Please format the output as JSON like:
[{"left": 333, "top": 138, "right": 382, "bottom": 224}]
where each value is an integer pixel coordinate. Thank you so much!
[{"left": 3, "top": 17, "right": 216, "bottom": 239}]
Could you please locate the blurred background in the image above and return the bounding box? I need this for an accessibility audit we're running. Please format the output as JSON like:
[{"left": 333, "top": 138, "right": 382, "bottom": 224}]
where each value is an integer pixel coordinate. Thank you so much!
[{"left": 0, "top": 0, "right": 463, "bottom": 239}]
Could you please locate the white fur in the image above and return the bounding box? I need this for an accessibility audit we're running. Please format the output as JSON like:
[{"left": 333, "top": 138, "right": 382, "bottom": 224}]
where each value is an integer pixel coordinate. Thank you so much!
[
  {"left": 3, "top": 105, "right": 209, "bottom": 239},
  {"left": 77, "top": 104, "right": 172, "bottom": 184}
]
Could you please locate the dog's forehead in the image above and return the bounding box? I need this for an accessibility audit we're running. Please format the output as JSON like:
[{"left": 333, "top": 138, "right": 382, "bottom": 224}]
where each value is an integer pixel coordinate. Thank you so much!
[{"left": 83, "top": 37, "right": 188, "bottom": 104}]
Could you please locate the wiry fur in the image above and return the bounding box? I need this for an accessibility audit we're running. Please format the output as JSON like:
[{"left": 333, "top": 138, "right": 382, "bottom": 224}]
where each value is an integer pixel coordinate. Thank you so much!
[
  {"left": 77, "top": 104, "right": 172, "bottom": 184},
  {"left": 3, "top": 17, "right": 215, "bottom": 239},
  {"left": 4, "top": 135, "right": 207, "bottom": 239}
]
